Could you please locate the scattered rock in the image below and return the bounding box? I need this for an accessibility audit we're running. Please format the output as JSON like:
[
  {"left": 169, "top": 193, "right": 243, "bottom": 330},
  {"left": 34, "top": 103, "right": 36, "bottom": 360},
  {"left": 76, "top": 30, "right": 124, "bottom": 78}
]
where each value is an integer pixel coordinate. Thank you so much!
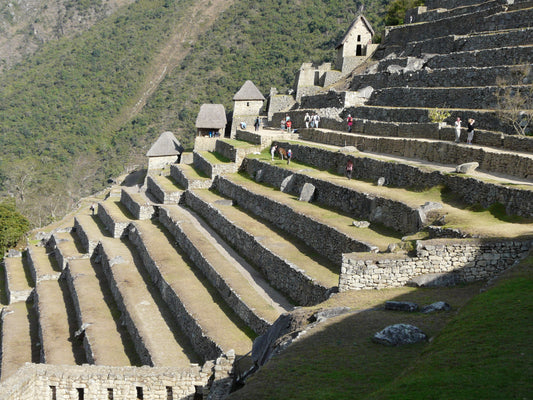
[
  {"left": 407, "top": 273, "right": 461, "bottom": 287},
  {"left": 417, "top": 201, "right": 443, "bottom": 225},
  {"left": 312, "top": 307, "right": 351, "bottom": 323},
  {"left": 377, "top": 177, "right": 385, "bottom": 186},
  {"left": 7, "top": 249, "right": 22, "bottom": 257},
  {"left": 352, "top": 220, "right": 370, "bottom": 228},
  {"left": 299, "top": 183, "right": 316, "bottom": 202},
  {"left": 455, "top": 162, "right": 479, "bottom": 174},
  {"left": 338, "top": 146, "right": 358, "bottom": 153},
  {"left": 385, "top": 301, "right": 419, "bottom": 312},
  {"left": 373, "top": 324, "right": 427, "bottom": 346},
  {"left": 387, "top": 243, "right": 399, "bottom": 253},
  {"left": 421, "top": 301, "right": 451, "bottom": 313},
  {"left": 280, "top": 175, "right": 294, "bottom": 193}
]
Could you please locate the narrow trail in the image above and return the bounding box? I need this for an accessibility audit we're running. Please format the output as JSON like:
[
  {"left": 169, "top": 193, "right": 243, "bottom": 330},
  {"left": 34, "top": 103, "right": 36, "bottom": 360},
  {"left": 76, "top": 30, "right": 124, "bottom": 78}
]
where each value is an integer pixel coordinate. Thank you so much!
[{"left": 110, "top": 0, "right": 235, "bottom": 130}]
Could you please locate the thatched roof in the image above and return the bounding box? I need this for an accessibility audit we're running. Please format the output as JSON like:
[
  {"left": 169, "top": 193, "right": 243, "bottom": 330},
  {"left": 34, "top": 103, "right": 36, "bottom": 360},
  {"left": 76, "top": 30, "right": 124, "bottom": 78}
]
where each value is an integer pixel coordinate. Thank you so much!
[
  {"left": 146, "top": 131, "right": 183, "bottom": 157},
  {"left": 233, "top": 80, "right": 265, "bottom": 101},
  {"left": 195, "top": 104, "right": 227, "bottom": 129},
  {"left": 335, "top": 14, "right": 374, "bottom": 49}
]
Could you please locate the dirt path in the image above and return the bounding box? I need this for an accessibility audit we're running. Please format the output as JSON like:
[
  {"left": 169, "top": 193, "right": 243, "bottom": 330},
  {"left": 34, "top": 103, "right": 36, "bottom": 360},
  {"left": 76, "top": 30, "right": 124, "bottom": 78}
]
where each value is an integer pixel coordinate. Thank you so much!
[{"left": 110, "top": 0, "right": 234, "bottom": 130}]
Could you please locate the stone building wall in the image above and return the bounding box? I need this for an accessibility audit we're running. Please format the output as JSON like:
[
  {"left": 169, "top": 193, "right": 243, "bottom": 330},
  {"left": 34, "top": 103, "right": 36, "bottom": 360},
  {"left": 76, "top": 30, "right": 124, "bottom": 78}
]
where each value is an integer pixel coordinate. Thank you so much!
[
  {"left": 340, "top": 238, "right": 533, "bottom": 290},
  {"left": 182, "top": 190, "right": 331, "bottom": 306},
  {"left": 0, "top": 359, "right": 235, "bottom": 400},
  {"left": 147, "top": 155, "right": 178, "bottom": 171},
  {"left": 214, "top": 176, "right": 373, "bottom": 264}
]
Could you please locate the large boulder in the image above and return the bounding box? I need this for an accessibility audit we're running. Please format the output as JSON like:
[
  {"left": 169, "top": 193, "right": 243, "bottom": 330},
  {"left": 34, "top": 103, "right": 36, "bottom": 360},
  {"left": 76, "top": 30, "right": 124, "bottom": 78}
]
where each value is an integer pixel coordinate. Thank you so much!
[
  {"left": 455, "top": 162, "right": 479, "bottom": 174},
  {"left": 373, "top": 324, "right": 427, "bottom": 346}
]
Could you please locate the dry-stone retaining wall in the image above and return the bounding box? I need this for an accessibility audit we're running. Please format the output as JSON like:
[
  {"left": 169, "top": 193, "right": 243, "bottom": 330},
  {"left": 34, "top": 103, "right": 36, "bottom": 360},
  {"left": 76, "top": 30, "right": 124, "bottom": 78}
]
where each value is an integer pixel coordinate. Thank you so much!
[
  {"left": 157, "top": 206, "right": 271, "bottom": 335},
  {"left": 0, "top": 359, "right": 234, "bottom": 400},
  {"left": 170, "top": 164, "right": 212, "bottom": 190},
  {"left": 214, "top": 176, "right": 372, "bottom": 264},
  {"left": 340, "top": 238, "right": 533, "bottom": 290},
  {"left": 146, "top": 175, "right": 182, "bottom": 205},
  {"left": 244, "top": 158, "right": 423, "bottom": 234},
  {"left": 120, "top": 190, "right": 155, "bottom": 220},
  {"left": 193, "top": 151, "right": 238, "bottom": 178},
  {"left": 182, "top": 190, "right": 331, "bottom": 305},
  {"left": 97, "top": 203, "right": 128, "bottom": 238},
  {"left": 125, "top": 224, "right": 224, "bottom": 361},
  {"left": 270, "top": 140, "right": 533, "bottom": 217},
  {"left": 297, "top": 130, "right": 533, "bottom": 179},
  {"left": 73, "top": 218, "right": 97, "bottom": 254}
]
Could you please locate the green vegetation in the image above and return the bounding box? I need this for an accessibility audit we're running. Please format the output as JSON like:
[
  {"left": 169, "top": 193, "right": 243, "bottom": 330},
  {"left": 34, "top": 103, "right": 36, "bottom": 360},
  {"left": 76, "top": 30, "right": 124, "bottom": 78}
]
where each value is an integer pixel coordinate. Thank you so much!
[
  {"left": 0, "top": 198, "right": 30, "bottom": 257},
  {"left": 385, "top": 0, "right": 424, "bottom": 25},
  {"left": 0, "top": 0, "right": 392, "bottom": 226},
  {"left": 428, "top": 107, "right": 451, "bottom": 123},
  {"left": 229, "top": 257, "right": 533, "bottom": 399}
]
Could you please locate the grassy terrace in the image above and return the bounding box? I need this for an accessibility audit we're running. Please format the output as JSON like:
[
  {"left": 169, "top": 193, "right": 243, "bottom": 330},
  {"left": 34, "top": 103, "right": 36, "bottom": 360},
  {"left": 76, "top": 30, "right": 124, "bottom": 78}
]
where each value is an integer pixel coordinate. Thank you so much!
[
  {"left": 229, "top": 256, "right": 533, "bottom": 400},
  {"left": 199, "top": 150, "right": 232, "bottom": 164},
  {"left": 177, "top": 163, "right": 210, "bottom": 180},
  {"left": 151, "top": 174, "right": 184, "bottom": 192},
  {"left": 246, "top": 148, "right": 533, "bottom": 239}
]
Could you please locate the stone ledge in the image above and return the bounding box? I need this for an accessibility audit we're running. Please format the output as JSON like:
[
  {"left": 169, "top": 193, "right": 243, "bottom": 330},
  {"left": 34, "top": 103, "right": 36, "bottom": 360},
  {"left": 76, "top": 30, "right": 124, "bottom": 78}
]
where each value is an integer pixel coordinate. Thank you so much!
[
  {"left": 183, "top": 190, "right": 332, "bottom": 306},
  {"left": 120, "top": 189, "right": 155, "bottom": 220},
  {"left": 146, "top": 174, "right": 183, "bottom": 205},
  {"left": 97, "top": 202, "right": 130, "bottom": 238}
]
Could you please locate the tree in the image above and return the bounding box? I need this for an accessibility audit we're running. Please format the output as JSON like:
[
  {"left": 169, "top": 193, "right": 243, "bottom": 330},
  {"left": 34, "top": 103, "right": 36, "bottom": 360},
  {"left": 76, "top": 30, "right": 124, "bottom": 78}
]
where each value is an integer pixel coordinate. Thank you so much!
[
  {"left": 0, "top": 198, "right": 30, "bottom": 257},
  {"left": 495, "top": 65, "right": 533, "bottom": 136},
  {"left": 385, "top": 0, "right": 425, "bottom": 26}
]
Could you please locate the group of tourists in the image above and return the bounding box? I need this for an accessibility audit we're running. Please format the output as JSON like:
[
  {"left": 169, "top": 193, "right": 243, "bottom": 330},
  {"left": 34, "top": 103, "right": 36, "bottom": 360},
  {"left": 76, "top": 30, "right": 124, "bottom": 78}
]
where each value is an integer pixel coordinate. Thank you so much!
[
  {"left": 454, "top": 117, "right": 476, "bottom": 144},
  {"left": 303, "top": 112, "right": 320, "bottom": 129}
]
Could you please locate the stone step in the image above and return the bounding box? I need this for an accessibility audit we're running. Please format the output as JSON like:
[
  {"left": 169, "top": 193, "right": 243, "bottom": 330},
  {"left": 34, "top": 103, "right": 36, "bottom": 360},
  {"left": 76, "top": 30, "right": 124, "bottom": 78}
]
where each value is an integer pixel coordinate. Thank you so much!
[
  {"left": 0, "top": 302, "right": 34, "bottom": 381},
  {"left": 34, "top": 279, "right": 85, "bottom": 365},
  {"left": 146, "top": 174, "right": 184, "bottom": 205},
  {"left": 383, "top": 5, "right": 533, "bottom": 47},
  {"left": 97, "top": 199, "right": 133, "bottom": 238},
  {"left": 96, "top": 237, "right": 199, "bottom": 367},
  {"left": 183, "top": 189, "right": 339, "bottom": 306},
  {"left": 48, "top": 231, "right": 86, "bottom": 270},
  {"left": 3, "top": 254, "right": 32, "bottom": 304},
  {"left": 193, "top": 151, "right": 239, "bottom": 178},
  {"left": 215, "top": 174, "right": 380, "bottom": 264},
  {"left": 74, "top": 213, "right": 106, "bottom": 255},
  {"left": 366, "top": 85, "right": 530, "bottom": 110},
  {"left": 170, "top": 164, "right": 212, "bottom": 190},
  {"left": 26, "top": 245, "right": 61, "bottom": 284},
  {"left": 64, "top": 258, "right": 134, "bottom": 366},
  {"left": 120, "top": 188, "right": 156, "bottom": 220},
  {"left": 157, "top": 204, "right": 290, "bottom": 334},
  {"left": 124, "top": 219, "right": 253, "bottom": 359},
  {"left": 389, "top": 27, "right": 533, "bottom": 58}
]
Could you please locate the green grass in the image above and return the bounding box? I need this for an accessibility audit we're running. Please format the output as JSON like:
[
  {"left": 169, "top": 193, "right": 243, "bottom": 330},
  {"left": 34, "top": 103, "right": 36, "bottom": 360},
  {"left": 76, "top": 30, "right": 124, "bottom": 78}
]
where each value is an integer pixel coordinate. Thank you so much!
[
  {"left": 229, "top": 257, "right": 533, "bottom": 399},
  {"left": 201, "top": 151, "right": 232, "bottom": 164}
]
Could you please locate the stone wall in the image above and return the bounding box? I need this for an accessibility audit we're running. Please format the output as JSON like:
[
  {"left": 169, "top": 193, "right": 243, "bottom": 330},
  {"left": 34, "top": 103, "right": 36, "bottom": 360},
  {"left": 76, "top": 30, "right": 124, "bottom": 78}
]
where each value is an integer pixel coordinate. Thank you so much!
[
  {"left": 158, "top": 206, "right": 271, "bottom": 335},
  {"left": 73, "top": 218, "right": 97, "bottom": 254},
  {"left": 125, "top": 224, "right": 224, "bottom": 362},
  {"left": 182, "top": 190, "right": 331, "bottom": 306},
  {"left": 0, "top": 359, "right": 235, "bottom": 400},
  {"left": 146, "top": 175, "right": 183, "bottom": 205},
  {"left": 244, "top": 157, "right": 424, "bottom": 234},
  {"left": 147, "top": 155, "right": 178, "bottom": 171},
  {"left": 170, "top": 164, "right": 212, "bottom": 190},
  {"left": 267, "top": 94, "right": 296, "bottom": 121},
  {"left": 194, "top": 136, "right": 218, "bottom": 152},
  {"left": 97, "top": 203, "right": 129, "bottom": 238},
  {"left": 340, "top": 238, "right": 533, "bottom": 290},
  {"left": 214, "top": 176, "right": 373, "bottom": 264},
  {"left": 298, "top": 129, "right": 533, "bottom": 179},
  {"left": 120, "top": 189, "right": 155, "bottom": 220},
  {"left": 266, "top": 139, "right": 533, "bottom": 217}
]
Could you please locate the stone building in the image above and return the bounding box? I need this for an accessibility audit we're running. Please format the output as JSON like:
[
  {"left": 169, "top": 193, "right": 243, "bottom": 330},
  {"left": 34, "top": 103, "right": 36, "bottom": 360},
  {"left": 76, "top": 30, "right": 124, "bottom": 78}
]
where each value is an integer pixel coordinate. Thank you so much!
[
  {"left": 195, "top": 104, "right": 227, "bottom": 137},
  {"left": 230, "top": 80, "right": 265, "bottom": 137},
  {"left": 293, "top": 13, "right": 378, "bottom": 101},
  {"left": 146, "top": 131, "right": 183, "bottom": 170}
]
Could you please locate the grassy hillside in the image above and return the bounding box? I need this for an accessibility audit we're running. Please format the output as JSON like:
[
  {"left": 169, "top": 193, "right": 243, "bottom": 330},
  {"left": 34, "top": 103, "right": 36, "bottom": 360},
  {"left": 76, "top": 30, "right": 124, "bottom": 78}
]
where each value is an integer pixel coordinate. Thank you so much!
[
  {"left": 0, "top": 0, "right": 390, "bottom": 226},
  {"left": 228, "top": 255, "right": 533, "bottom": 400}
]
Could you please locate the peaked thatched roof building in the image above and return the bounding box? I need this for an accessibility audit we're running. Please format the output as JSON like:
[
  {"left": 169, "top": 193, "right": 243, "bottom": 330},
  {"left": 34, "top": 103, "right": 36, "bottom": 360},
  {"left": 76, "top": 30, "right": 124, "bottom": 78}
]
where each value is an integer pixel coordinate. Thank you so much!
[
  {"left": 195, "top": 104, "right": 227, "bottom": 137},
  {"left": 233, "top": 80, "right": 266, "bottom": 101},
  {"left": 231, "top": 80, "right": 265, "bottom": 137},
  {"left": 146, "top": 131, "right": 183, "bottom": 170}
]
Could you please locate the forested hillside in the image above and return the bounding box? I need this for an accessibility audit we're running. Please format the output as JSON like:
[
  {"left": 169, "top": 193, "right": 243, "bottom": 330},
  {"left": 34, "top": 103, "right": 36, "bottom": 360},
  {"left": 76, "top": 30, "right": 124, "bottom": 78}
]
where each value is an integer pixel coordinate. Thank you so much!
[{"left": 0, "top": 0, "right": 391, "bottom": 226}]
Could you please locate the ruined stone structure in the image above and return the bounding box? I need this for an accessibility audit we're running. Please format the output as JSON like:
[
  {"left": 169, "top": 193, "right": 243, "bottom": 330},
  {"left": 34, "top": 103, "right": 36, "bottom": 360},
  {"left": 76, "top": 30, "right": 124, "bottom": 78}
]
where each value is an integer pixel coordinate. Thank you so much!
[
  {"left": 1, "top": 0, "right": 532, "bottom": 398},
  {"left": 146, "top": 131, "right": 183, "bottom": 170},
  {"left": 230, "top": 80, "right": 266, "bottom": 137}
]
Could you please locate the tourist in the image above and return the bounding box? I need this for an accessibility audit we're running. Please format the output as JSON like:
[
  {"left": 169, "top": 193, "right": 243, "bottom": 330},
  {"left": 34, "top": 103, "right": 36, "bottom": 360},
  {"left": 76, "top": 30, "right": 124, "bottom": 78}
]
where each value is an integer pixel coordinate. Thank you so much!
[
  {"left": 90, "top": 203, "right": 96, "bottom": 215},
  {"left": 467, "top": 118, "right": 475, "bottom": 144},
  {"left": 254, "top": 116, "right": 261, "bottom": 131},
  {"left": 304, "top": 112, "right": 311, "bottom": 128},
  {"left": 454, "top": 117, "right": 462, "bottom": 143},
  {"left": 280, "top": 119, "right": 285, "bottom": 131},
  {"left": 346, "top": 159, "right": 353, "bottom": 179},
  {"left": 287, "top": 149, "right": 292, "bottom": 165},
  {"left": 286, "top": 119, "right": 292, "bottom": 133},
  {"left": 270, "top": 144, "right": 277, "bottom": 161},
  {"left": 240, "top": 121, "right": 246, "bottom": 130},
  {"left": 347, "top": 114, "right": 353, "bottom": 133},
  {"left": 313, "top": 113, "right": 320, "bottom": 128},
  {"left": 310, "top": 113, "right": 315, "bottom": 128}
]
